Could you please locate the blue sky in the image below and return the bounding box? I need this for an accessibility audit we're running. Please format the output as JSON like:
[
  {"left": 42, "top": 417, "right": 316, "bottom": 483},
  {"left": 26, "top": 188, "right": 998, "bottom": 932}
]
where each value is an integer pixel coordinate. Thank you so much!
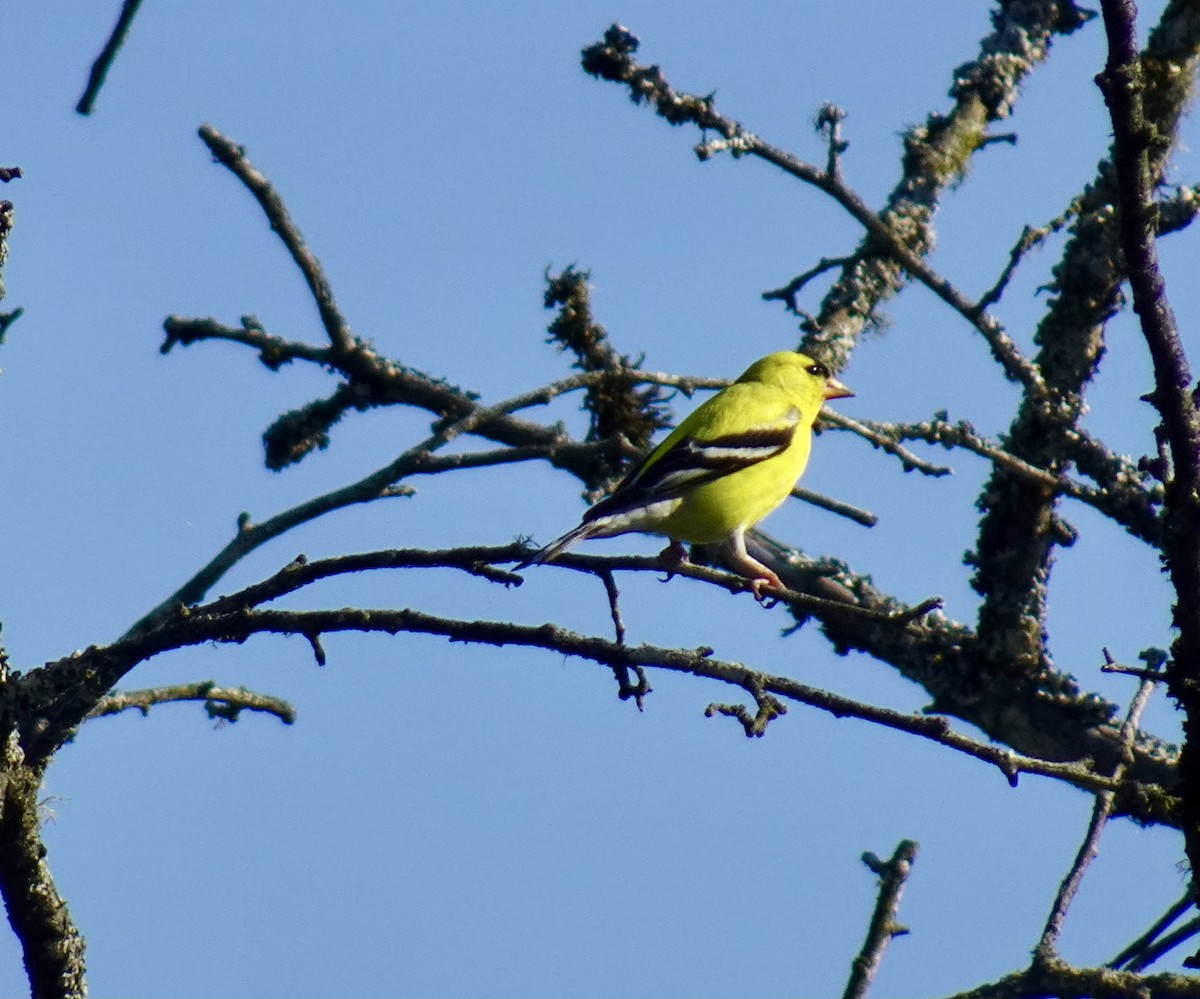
[{"left": 0, "top": 1, "right": 1195, "bottom": 996}]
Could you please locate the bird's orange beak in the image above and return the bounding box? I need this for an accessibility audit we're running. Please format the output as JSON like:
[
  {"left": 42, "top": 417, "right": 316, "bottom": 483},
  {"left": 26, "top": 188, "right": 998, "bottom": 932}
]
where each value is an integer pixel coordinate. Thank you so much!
[{"left": 823, "top": 376, "right": 854, "bottom": 400}]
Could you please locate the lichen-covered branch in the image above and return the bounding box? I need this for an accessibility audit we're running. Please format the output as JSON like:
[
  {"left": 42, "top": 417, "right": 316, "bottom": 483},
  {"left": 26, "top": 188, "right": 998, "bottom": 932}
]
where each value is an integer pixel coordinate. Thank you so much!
[
  {"left": 880, "top": 412, "right": 1162, "bottom": 544},
  {"left": 542, "top": 267, "right": 672, "bottom": 499},
  {"left": 86, "top": 682, "right": 296, "bottom": 726},
  {"left": 800, "top": 0, "right": 1094, "bottom": 375},
  {"left": 1096, "top": 0, "right": 1200, "bottom": 940},
  {"left": 10, "top": 573, "right": 1174, "bottom": 823},
  {"left": 938, "top": 958, "right": 1200, "bottom": 999},
  {"left": 0, "top": 738, "right": 86, "bottom": 999},
  {"left": 580, "top": 22, "right": 1046, "bottom": 391},
  {"left": 735, "top": 531, "right": 1178, "bottom": 817},
  {"left": 966, "top": 0, "right": 1200, "bottom": 734}
]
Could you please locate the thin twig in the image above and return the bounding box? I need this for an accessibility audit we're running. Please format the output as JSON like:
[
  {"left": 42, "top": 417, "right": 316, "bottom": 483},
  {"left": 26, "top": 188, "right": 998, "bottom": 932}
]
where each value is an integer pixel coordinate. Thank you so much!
[
  {"left": 597, "top": 570, "right": 627, "bottom": 647},
  {"left": 1035, "top": 668, "right": 1159, "bottom": 961},
  {"left": 594, "top": 568, "right": 648, "bottom": 707},
  {"left": 843, "top": 840, "right": 918, "bottom": 999},
  {"left": 816, "top": 103, "right": 849, "bottom": 183},
  {"left": 198, "top": 125, "right": 356, "bottom": 353},
  {"left": 821, "top": 410, "right": 952, "bottom": 477},
  {"left": 1121, "top": 916, "right": 1200, "bottom": 973},
  {"left": 976, "top": 199, "right": 1080, "bottom": 313},
  {"left": 791, "top": 486, "right": 878, "bottom": 528},
  {"left": 76, "top": 0, "right": 146, "bottom": 115},
  {"left": 57, "top": 600, "right": 1176, "bottom": 809},
  {"left": 582, "top": 25, "right": 1047, "bottom": 394},
  {"left": 763, "top": 255, "right": 857, "bottom": 313},
  {"left": 1111, "top": 887, "right": 1197, "bottom": 970}
]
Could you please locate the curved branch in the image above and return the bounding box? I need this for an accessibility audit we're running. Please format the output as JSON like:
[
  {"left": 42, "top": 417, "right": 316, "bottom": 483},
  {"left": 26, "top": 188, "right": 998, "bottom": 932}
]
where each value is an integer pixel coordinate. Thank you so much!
[
  {"left": 29, "top": 600, "right": 1176, "bottom": 818},
  {"left": 86, "top": 682, "right": 296, "bottom": 726}
]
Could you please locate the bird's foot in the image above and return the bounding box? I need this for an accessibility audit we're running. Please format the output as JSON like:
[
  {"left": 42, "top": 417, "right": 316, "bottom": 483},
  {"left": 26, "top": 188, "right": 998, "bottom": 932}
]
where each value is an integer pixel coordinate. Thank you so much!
[
  {"left": 749, "top": 571, "right": 784, "bottom": 604},
  {"left": 656, "top": 540, "right": 689, "bottom": 581}
]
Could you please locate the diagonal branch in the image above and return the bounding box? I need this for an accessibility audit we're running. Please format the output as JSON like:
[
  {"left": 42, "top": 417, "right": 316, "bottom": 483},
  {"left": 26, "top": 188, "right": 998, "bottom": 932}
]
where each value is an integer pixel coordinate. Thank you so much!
[
  {"left": 1111, "top": 887, "right": 1197, "bottom": 971},
  {"left": 27, "top": 598, "right": 1179, "bottom": 817},
  {"left": 122, "top": 373, "right": 608, "bottom": 637},
  {"left": 1035, "top": 668, "right": 1159, "bottom": 962},
  {"left": 199, "top": 125, "right": 355, "bottom": 354},
  {"left": 76, "top": 0, "right": 145, "bottom": 115},
  {"left": 581, "top": 24, "right": 1046, "bottom": 393}
]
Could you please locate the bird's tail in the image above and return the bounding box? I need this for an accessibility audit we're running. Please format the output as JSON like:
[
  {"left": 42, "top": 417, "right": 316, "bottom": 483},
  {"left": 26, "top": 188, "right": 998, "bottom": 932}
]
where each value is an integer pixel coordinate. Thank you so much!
[{"left": 515, "top": 521, "right": 599, "bottom": 571}]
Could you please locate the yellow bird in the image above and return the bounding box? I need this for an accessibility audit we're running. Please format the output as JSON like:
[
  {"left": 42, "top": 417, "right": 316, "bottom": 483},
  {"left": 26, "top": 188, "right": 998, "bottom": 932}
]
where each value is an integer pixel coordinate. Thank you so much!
[{"left": 520, "top": 351, "right": 853, "bottom": 597}]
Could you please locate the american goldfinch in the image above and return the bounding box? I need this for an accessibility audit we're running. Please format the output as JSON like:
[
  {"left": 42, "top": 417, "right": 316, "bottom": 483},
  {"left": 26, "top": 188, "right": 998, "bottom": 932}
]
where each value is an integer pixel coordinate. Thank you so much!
[{"left": 520, "top": 351, "right": 852, "bottom": 598}]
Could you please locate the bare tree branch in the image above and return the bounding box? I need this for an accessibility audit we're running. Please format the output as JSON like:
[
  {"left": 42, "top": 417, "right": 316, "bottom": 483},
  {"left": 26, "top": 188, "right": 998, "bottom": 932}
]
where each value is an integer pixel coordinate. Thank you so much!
[
  {"left": 790, "top": 485, "right": 878, "bottom": 528},
  {"left": 883, "top": 413, "right": 1162, "bottom": 544},
  {"left": 76, "top": 0, "right": 145, "bottom": 115},
  {"left": 85, "top": 682, "right": 296, "bottom": 726},
  {"left": 19, "top": 588, "right": 1177, "bottom": 818},
  {"left": 821, "top": 410, "right": 952, "bottom": 477},
  {"left": 1111, "top": 887, "right": 1196, "bottom": 971},
  {"left": 581, "top": 24, "right": 1046, "bottom": 392},
  {"left": 843, "top": 840, "right": 917, "bottom": 999},
  {"left": 976, "top": 202, "right": 1081, "bottom": 313},
  {"left": 1036, "top": 668, "right": 1159, "bottom": 961},
  {"left": 198, "top": 125, "right": 355, "bottom": 354}
]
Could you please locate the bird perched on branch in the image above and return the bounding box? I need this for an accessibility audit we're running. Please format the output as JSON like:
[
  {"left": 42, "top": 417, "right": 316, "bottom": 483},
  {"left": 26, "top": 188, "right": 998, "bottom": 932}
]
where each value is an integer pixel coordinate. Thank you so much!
[{"left": 518, "top": 351, "right": 853, "bottom": 598}]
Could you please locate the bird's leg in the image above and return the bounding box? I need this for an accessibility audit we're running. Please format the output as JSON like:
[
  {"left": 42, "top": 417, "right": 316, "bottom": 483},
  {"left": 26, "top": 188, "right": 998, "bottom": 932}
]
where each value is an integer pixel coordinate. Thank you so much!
[
  {"left": 724, "top": 529, "right": 783, "bottom": 601},
  {"left": 656, "top": 539, "right": 689, "bottom": 580}
]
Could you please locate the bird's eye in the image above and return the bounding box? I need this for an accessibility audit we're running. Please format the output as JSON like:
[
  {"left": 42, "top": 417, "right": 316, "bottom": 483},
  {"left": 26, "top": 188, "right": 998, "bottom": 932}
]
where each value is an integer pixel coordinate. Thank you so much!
[{"left": 806, "top": 362, "right": 829, "bottom": 378}]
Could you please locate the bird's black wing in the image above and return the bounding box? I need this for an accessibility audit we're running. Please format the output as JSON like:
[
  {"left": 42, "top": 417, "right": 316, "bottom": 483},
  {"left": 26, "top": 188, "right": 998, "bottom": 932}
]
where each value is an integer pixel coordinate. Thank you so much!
[{"left": 583, "top": 423, "right": 796, "bottom": 524}]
